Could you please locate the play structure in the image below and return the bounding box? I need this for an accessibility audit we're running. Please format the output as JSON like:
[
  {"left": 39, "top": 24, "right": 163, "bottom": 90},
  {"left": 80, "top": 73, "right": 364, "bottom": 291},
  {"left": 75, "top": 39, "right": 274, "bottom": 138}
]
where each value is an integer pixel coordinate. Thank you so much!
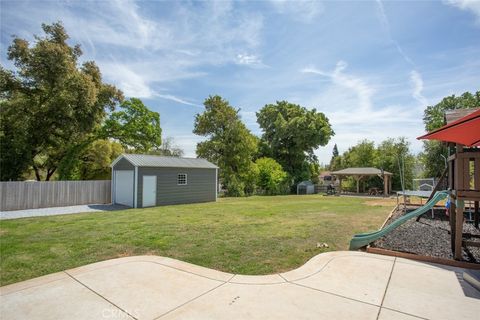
[
  {"left": 350, "top": 191, "right": 448, "bottom": 250},
  {"left": 349, "top": 108, "right": 480, "bottom": 260}
]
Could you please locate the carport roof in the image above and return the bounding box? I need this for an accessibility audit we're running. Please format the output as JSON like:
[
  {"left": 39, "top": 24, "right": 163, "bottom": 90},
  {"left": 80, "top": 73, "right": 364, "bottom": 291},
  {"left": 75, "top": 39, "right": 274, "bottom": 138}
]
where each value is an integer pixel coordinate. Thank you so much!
[{"left": 112, "top": 154, "right": 218, "bottom": 169}]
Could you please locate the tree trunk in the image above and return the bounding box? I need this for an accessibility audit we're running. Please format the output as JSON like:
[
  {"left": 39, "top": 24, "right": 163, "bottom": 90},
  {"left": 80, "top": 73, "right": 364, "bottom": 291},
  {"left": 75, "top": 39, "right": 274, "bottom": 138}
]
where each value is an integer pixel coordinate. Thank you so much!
[
  {"left": 46, "top": 167, "right": 56, "bottom": 181},
  {"left": 33, "top": 164, "right": 41, "bottom": 181}
]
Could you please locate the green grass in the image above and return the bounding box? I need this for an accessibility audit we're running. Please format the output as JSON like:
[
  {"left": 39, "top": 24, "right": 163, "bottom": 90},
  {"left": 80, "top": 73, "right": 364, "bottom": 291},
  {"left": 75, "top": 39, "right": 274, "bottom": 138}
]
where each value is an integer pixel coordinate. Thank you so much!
[{"left": 0, "top": 195, "right": 394, "bottom": 286}]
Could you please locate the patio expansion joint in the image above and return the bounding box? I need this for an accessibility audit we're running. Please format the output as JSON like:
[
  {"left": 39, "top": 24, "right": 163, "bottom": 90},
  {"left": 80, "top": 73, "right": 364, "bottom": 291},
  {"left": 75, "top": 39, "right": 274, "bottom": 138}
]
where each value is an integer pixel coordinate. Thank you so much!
[
  {"left": 0, "top": 276, "right": 67, "bottom": 296},
  {"left": 380, "top": 307, "right": 429, "bottom": 320},
  {"left": 375, "top": 256, "right": 395, "bottom": 320},
  {"left": 70, "top": 259, "right": 231, "bottom": 283},
  {"left": 374, "top": 257, "right": 428, "bottom": 320},
  {"left": 289, "top": 281, "right": 380, "bottom": 309},
  {"left": 149, "top": 260, "right": 232, "bottom": 283},
  {"left": 64, "top": 271, "right": 139, "bottom": 320},
  {"left": 153, "top": 273, "right": 236, "bottom": 320},
  {"left": 287, "top": 253, "right": 393, "bottom": 283}
]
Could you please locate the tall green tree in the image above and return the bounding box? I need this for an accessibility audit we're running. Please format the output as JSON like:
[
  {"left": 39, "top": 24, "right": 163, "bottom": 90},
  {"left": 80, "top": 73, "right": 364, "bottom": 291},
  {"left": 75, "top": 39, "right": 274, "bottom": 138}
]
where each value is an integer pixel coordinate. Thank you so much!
[
  {"left": 256, "top": 101, "right": 334, "bottom": 184},
  {"left": 75, "top": 140, "right": 124, "bottom": 180},
  {"left": 255, "top": 157, "right": 288, "bottom": 195},
  {"left": 102, "top": 98, "right": 162, "bottom": 152},
  {"left": 342, "top": 140, "right": 377, "bottom": 168},
  {"left": 375, "top": 137, "right": 415, "bottom": 190},
  {"left": 57, "top": 97, "right": 162, "bottom": 180},
  {"left": 0, "top": 22, "right": 123, "bottom": 181},
  {"left": 332, "top": 138, "right": 414, "bottom": 191},
  {"left": 421, "top": 91, "right": 479, "bottom": 178},
  {"left": 193, "top": 95, "right": 258, "bottom": 196},
  {"left": 423, "top": 91, "right": 480, "bottom": 132},
  {"left": 329, "top": 144, "right": 339, "bottom": 170}
]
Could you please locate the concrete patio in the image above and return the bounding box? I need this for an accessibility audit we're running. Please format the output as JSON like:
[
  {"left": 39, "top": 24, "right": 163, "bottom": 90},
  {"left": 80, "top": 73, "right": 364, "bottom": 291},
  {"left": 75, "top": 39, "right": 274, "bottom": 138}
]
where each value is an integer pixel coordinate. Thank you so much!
[{"left": 1, "top": 251, "right": 479, "bottom": 320}]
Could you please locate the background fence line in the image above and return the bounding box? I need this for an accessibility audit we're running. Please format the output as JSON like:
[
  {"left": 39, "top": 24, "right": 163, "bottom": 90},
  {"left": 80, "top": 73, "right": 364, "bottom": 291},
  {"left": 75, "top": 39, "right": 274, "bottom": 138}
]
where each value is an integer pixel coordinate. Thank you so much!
[{"left": 0, "top": 180, "right": 111, "bottom": 211}]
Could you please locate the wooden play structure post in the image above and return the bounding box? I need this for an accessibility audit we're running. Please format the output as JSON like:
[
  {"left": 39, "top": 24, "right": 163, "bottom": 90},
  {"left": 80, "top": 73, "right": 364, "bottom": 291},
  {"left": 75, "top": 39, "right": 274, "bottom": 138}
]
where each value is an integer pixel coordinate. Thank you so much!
[
  {"left": 449, "top": 142, "right": 480, "bottom": 260},
  {"left": 417, "top": 108, "right": 480, "bottom": 261}
]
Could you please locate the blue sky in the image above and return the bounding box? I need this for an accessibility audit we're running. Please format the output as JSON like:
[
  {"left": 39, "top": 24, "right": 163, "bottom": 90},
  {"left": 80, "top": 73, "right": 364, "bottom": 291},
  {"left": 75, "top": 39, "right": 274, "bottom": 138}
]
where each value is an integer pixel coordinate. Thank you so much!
[{"left": 1, "top": 0, "right": 479, "bottom": 164}]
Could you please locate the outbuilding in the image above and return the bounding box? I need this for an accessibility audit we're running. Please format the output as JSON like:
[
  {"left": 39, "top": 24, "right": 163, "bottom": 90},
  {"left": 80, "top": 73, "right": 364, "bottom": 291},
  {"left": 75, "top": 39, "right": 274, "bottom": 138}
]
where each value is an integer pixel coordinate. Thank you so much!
[{"left": 111, "top": 154, "right": 218, "bottom": 208}]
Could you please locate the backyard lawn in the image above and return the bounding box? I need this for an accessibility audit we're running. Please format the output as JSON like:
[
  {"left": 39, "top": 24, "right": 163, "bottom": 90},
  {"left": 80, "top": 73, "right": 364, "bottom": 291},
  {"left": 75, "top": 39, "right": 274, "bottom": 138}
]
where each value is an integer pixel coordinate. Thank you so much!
[{"left": 0, "top": 195, "right": 394, "bottom": 286}]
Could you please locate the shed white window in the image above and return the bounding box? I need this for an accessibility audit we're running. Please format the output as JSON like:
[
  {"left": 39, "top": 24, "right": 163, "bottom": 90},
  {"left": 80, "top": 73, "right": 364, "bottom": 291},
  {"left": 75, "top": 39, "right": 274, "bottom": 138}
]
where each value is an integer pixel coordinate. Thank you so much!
[{"left": 177, "top": 173, "right": 187, "bottom": 185}]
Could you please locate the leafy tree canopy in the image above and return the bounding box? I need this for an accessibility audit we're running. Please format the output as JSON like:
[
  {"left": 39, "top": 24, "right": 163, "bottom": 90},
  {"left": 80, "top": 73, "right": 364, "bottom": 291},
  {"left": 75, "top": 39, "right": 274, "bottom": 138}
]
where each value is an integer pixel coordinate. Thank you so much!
[
  {"left": 423, "top": 91, "right": 480, "bottom": 132},
  {"left": 194, "top": 95, "right": 258, "bottom": 196},
  {"left": 256, "top": 101, "right": 334, "bottom": 183},
  {"left": 76, "top": 140, "right": 124, "bottom": 180},
  {"left": 332, "top": 138, "right": 415, "bottom": 191},
  {"left": 421, "top": 90, "right": 479, "bottom": 178},
  {"left": 102, "top": 97, "right": 162, "bottom": 152},
  {"left": 0, "top": 22, "right": 123, "bottom": 180},
  {"left": 255, "top": 157, "right": 288, "bottom": 195}
]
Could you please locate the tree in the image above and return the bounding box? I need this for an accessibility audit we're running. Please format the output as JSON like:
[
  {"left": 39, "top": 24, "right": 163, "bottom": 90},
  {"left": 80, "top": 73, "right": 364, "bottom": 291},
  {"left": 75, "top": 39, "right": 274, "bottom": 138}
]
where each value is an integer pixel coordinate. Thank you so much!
[
  {"left": 423, "top": 91, "right": 480, "bottom": 132},
  {"left": 255, "top": 157, "right": 288, "bottom": 195},
  {"left": 421, "top": 91, "right": 480, "bottom": 178},
  {"left": 256, "top": 101, "right": 334, "bottom": 184},
  {"left": 374, "top": 137, "right": 415, "bottom": 190},
  {"left": 57, "top": 97, "right": 162, "bottom": 179},
  {"left": 342, "top": 140, "right": 377, "bottom": 168},
  {"left": 329, "top": 144, "right": 339, "bottom": 170},
  {"left": 332, "top": 138, "right": 414, "bottom": 191},
  {"left": 419, "top": 141, "right": 448, "bottom": 178},
  {"left": 193, "top": 95, "right": 258, "bottom": 196},
  {"left": 76, "top": 140, "right": 124, "bottom": 180},
  {"left": 147, "top": 136, "right": 184, "bottom": 157},
  {"left": 0, "top": 22, "right": 123, "bottom": 180},
  {"left": 102, "top": 98, "right": 162, "bottom": 152}
]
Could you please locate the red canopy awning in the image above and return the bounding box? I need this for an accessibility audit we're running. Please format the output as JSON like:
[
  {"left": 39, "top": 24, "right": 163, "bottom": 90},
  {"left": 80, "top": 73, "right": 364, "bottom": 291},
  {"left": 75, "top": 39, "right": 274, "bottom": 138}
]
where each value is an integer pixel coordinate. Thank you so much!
[{"left": 417, "top": 109, "right": 480, "bottom": 146}]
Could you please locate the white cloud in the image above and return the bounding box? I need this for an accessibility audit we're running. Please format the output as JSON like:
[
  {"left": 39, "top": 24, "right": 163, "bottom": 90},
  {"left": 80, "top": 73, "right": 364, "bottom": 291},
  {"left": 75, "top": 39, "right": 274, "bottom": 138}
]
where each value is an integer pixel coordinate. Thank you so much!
[
  {"left": 301, "top": 61, "right": 425, "bottom": 164},
  {"left": 410, "top": 70, "right": 428, "bottom": 107},
  {"left": 445, "top": 0, "right": 480, "bottom": 23},
  {"left": 302, "top": 61, "right": 375, "bottom": 112},
  {"left": 155, "top": 94, "right": 202, "bottom": 108},
  {"left": 375, "top": 0, "right": 415, "bottom": 66},
  {"left": 2, "top": 0, "right": 264, "bottom": 99},
  {"left": 100, "top": 63, "right": 155, "bottom": 98},
  {"left": 269, "top": 0, "right": 324, "bottom": 22},
  {"left": 235, "top": 54, "right": 266, "bottom": 67}
]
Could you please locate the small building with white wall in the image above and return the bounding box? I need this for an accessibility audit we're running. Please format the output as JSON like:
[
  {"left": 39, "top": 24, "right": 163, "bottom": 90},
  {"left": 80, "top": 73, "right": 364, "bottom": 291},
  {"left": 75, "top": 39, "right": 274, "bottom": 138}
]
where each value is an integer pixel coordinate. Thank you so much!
[{"left": 111, "top": 154, "right": 218, "bottom": 208}]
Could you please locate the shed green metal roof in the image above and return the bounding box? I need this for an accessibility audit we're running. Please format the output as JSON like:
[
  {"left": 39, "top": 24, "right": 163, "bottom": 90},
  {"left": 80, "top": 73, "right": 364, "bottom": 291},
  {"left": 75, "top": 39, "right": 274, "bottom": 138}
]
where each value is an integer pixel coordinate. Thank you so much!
[
  {"left": 331, "top": 167, "right": 392, "bottom": 176},
  {"left": 112, "top": 154, "right": 218, "bottom": 169}
]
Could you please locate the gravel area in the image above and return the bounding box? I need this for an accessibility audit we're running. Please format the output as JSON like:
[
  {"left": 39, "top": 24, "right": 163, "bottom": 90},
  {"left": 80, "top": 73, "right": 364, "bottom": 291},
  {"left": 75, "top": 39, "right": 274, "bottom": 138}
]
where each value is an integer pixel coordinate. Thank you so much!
[
  {"left": 373, "top": 206, "right": 480, "bottom": 263},
  {"left": 0, "top": 204, "right": 128, "bottom": 220}
]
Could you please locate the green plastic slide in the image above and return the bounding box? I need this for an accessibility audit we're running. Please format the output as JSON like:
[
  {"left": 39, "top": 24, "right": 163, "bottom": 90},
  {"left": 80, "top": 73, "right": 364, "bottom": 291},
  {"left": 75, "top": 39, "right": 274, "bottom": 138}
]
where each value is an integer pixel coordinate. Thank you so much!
[{"left": 349, "top": 191, "right": 449, "bottom": 250}]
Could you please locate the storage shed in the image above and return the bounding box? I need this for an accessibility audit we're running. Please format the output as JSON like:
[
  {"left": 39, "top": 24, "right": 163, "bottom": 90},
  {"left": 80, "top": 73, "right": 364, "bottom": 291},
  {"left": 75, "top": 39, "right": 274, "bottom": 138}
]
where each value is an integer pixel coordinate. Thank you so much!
[
  {"left": 111, "top": 154, "right": 218, "bottom": 208},
  {"left": 297, "top": 181, "right": 315, "bottom": 195}
]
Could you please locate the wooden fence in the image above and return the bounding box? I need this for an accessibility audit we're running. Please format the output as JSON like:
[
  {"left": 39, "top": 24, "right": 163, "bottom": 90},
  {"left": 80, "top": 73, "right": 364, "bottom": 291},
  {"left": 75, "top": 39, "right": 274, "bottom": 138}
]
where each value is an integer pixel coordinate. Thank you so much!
[{"left": 0, "top": 180, "right": 111, "bottom": 211}]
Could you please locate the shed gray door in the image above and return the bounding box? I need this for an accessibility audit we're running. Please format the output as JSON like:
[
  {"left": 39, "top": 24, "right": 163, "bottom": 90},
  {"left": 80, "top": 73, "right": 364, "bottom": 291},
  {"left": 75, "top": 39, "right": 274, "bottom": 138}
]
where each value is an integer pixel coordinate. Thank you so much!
[
  {"left": 114, "top": 170, "right": 134, "bottom": 207},
  {"left": 142, "top": 175, "right": 157, "bottom": 207}
]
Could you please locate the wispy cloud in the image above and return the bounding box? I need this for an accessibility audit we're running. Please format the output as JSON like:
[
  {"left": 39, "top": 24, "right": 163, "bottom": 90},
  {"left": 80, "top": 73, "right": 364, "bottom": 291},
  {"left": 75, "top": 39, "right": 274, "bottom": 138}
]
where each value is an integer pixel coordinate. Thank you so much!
[
  {"left": 235, "top": 54, "right": 267, "bottom": 68},
  {"left": 269, "top": 0, "right": 324, "bottom": 22},
  {"left": 1, "top": 0, "right": 264, "bottom": 100},
  {"left": 302, "top": 61, "right": 374, "bottom": 112},
  {"left": 410, "top": 70, "right": 428, "bottom": 107},
  {"left": 155, "top": 94, "right": 201, "bottom": 108},
  {"left": 444, "top": 0, "right": 480, "bottom": 23},
  {"left": 301, "top": 61, "right": 425, "bottom": 163},
  {"left": 375, "top": 0, "right": 415, "bottom": 66}
]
